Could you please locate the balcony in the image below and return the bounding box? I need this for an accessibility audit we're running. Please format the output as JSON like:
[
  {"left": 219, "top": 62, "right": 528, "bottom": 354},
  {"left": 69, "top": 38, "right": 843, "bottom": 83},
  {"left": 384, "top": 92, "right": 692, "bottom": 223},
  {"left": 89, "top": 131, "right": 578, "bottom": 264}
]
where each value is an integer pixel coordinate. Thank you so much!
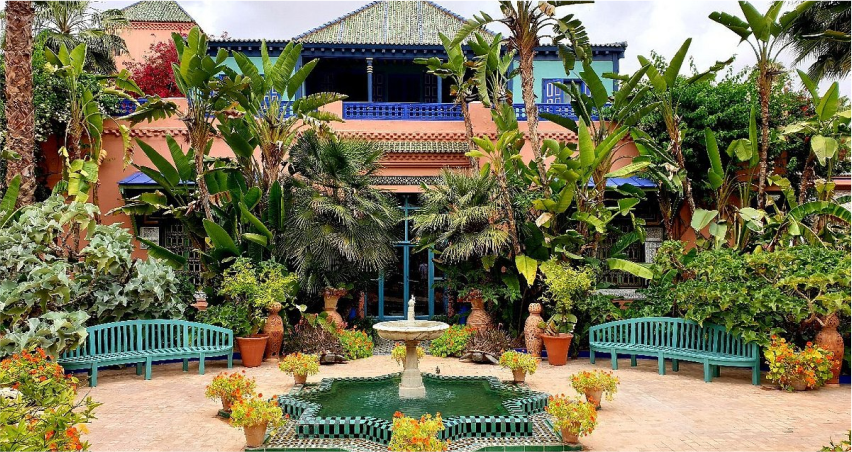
[
  {"left": 342, "top": 102, "right": 463, "bottom": 121},
  {"left": 513, "top": 103, "right": 579, "bottom": 121}
]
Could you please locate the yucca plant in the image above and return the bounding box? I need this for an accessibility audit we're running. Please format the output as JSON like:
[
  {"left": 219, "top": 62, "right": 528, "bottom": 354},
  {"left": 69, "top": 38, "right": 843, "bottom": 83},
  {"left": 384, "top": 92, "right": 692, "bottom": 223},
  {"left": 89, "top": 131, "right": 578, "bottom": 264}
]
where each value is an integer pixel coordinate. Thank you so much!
[{"left": 281, "top": 132, "right": 399, "bottom": 293}]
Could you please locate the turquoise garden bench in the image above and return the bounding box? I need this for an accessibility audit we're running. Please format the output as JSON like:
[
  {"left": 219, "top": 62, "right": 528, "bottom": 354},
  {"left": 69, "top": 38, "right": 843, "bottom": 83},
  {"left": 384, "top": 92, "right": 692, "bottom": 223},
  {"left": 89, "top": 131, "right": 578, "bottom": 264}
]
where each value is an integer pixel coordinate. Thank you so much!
[
  {"left": 58, "top": 320, "right": 233, "bottom": 387},
  {"left": 589, "top": 317, "right": 760, "bottom": 385}
]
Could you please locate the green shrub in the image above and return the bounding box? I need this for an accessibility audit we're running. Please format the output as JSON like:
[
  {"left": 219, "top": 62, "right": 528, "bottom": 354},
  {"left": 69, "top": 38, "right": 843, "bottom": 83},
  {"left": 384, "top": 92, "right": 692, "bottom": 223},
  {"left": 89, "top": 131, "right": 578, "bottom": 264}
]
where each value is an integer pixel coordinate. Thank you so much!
[
  {"left": 429, "top": 325, "right": 475, "bottom": 357},
  {"left": 339, "top": 329, "right": 374, "bottom": 360}
]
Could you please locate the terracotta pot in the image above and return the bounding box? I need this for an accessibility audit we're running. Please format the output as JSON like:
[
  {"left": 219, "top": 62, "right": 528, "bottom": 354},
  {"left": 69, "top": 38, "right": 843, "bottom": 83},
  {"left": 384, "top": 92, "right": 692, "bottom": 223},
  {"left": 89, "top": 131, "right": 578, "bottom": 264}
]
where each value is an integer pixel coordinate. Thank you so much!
[
  {"left": 243, "top": 422, "right": 268, "bottom": 448},
  {"left": 323, "top": 294, "right": 345, "bottom": 328},
  {"left": 541, "top": 333, "right": 573, "bottom": 366},
  {"left": 560, "top": 426, "right": 580, "bottom": 444},
  {"left": 815, "top": 313, "right": 844, "bottom": 385},
  {"left": 788, "top": 376, "right": 809, "bottom": 392},
  {"left": 294, "top": 374, "right": 307, "bottom": 385},
  {"left": 512, "top": 368, "right": 526, "bottom": 384},
  {"left": 221, "top": 398, "right": 233, "bottom": 412},
  {"left": 524, "top": 303, "right": 545, "bottom": 357},
  {"left": 466, "top": 296, "right": 492, "bottom": 331},
  {"left": 262, "top": 302, "right": 284, "bottom": 361},
  {"left": 236, "top": 335, "right": 268, "bottom": 368},
  {"left": 585, "top": 389, "right": 603, "bottom": 409}
]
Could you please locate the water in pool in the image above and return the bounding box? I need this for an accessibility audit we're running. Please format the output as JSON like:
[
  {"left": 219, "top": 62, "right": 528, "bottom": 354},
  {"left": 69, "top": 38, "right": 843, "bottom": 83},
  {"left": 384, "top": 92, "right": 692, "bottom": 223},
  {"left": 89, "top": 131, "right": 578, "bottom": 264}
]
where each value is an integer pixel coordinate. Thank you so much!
[{"left": 302, "top": 375, "right": 515, "bottom": 419}]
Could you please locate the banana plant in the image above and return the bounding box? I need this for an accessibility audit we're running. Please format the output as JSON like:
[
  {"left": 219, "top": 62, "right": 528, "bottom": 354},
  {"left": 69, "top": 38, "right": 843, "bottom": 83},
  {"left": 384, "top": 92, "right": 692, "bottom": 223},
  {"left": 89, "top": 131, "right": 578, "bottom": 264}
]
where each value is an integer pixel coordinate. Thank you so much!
[
  {"left": 122, "top": 26, "right": 253, "bottom": 221},
  {"left": 223, "top": 39, "right": 347, "bottom": 196},
  {"left": 467, "top": 32, "right": 518, "bottom": 107},
  {"left": 709, "top": 1, "right": 815, "bottom": 208},
  {"left": 636, "top": 38, "right": 733, "bottom": 216},
  {"left": 781, "top": 70, "right": 851, "bottom": 203},
  {"left": 45, "top": 42, "right": 139, "bottom": 203},
  {"left": 625, "top": 129, "right": 685, "bottom": 239}
]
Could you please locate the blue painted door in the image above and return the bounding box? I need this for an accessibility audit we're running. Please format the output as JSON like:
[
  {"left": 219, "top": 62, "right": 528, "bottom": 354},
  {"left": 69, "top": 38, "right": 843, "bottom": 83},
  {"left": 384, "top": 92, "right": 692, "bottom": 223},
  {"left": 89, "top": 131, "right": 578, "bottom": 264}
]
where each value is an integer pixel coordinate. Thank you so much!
[{"left": 542, "top": 78, "right": 587, "bottom": 103}]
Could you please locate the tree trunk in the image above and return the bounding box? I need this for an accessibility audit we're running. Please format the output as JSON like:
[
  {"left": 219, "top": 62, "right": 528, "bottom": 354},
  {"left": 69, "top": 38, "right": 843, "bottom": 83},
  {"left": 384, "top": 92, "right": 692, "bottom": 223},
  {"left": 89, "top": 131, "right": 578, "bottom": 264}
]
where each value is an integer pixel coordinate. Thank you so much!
[
  {"left": 518, "top": 48, "right": 549, "bottom": 196},
  {"left": 460, "top": 100, "right": 478, "bottom": 170},
  {"left": 798, "top": 152, "right": 816, "bottom": 204},
  {"left": 185, "top": 113, "right": 213, "bottom": 221},
  {"left": 3, "top": 0, "right": 35, "bottom": 207},
  {"left": 494, "top": 168, "right": 521, "bottom": 257},
  {"left": 667, "top": 116, "right": 695, "bottom": 216},
  {"left": 756, "top": 66, "right": 774, "bottom": 209}
]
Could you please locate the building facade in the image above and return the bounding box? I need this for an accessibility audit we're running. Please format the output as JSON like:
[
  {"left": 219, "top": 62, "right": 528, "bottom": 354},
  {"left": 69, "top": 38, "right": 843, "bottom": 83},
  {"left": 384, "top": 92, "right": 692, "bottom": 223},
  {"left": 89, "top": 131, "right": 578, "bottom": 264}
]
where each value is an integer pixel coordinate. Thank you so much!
[{"left": 83, "top": 1, "right": 661, "bottom": 319}]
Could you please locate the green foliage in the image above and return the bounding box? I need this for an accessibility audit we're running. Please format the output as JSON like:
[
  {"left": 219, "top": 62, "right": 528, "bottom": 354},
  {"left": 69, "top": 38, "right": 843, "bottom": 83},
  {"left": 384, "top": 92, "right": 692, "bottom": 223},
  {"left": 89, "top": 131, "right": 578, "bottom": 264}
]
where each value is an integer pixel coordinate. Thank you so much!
[
  {"left": 220, "top": 258, "right": 302, "bottom": 322},
  {"left": 428, "top": 325, "right": 475, "bottom": 358},
  {"left": 338, "top": 329, "right": 374, "bottom": 360},
  {"left": 0, "top": 196, "right": 189, "bottom": 335},
  {"left": 0, "top": 311, "right": 88, "bottom": 359},
  {"left": 820, "top": 431, "right": 852, "bottom": 452},
  {"left": 282, "top": 132, "right": 400, "bottom": 292},
  {"left": 539, "top": 259, "right": 593, "bottom": 333},
  {"left": 195, "top": 303, "right": 257, "bottom": 338},
  {"left": 0, "top": 349, "right": 99, "bottom": 451}
]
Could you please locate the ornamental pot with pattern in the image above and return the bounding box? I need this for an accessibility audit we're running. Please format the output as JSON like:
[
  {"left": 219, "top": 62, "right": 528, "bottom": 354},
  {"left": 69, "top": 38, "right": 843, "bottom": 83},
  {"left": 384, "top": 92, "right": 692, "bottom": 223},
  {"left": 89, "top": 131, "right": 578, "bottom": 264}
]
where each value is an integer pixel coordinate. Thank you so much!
[
  {"left": 560, "top": 426, "right": 580, "bottom": 444},
  {"left": 293, "top": 374, "right": 308, "bottom": 385},
  {"left": 524, "top": 303, "right": 545, "bottom": 357},
  {"left": 815, "top": 313, "right": 844, "bottom": 385},
  {"left": 541, "top": 333, "right": 573, "bottom": 366},
  {"left": 243, "top": 422, "right": 268, "bottom": 448},
  {"left": 465, "top": 291, "right": 492, "bottom": 331},
  {"left": 585, "top": 389, "right": 603, "bottom": 409},
  {"left": 262, "top": 302, "right": 284, "bottom": 361},
  {"left": 236, "top": 334, "right": 268, "bottom": 368},
  {"left": 323, "top": 294, "right": 346, "bottom": 328},
  {"left": 512, "top": 368, "right": 526, "bottom": 384}
]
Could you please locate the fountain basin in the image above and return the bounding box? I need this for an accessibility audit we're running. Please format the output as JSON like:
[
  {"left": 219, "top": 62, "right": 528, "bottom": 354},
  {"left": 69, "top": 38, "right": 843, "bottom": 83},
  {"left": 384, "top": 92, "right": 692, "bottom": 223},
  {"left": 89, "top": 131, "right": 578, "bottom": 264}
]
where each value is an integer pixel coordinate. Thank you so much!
[
  {"left": 278, "top": 373, "right": 549, "bottom": 445},
  {"left": 373, "top": 320, "right": 448, "bottom": 341}
]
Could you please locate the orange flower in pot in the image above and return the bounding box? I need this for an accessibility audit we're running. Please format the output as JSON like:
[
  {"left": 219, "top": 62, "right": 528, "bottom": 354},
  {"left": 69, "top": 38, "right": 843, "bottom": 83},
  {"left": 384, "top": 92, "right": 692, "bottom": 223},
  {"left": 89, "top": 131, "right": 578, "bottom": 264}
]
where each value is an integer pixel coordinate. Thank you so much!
[
  {"left": 205, "top": 371, "right": 257, "bottom": 412},
  {"left": 545, "top": 395, "right": 598, "bottom": 444},
  {"left": 570, "top": 370, "right": 619, "bottom": 409},
  {"left": 279, "top": 353, "right": 320, "bottom": 385},
  {"left": 229, "top": 394, "right": 287, "bottom": 448}
]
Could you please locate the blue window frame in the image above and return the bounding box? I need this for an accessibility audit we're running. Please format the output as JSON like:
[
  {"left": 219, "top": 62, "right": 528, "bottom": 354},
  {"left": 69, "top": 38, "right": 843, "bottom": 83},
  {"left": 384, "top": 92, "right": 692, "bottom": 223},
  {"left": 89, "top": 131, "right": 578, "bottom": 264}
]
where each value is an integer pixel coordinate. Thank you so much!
[{"left": 542, "top": 78, "right": 588, "bottom": 103}]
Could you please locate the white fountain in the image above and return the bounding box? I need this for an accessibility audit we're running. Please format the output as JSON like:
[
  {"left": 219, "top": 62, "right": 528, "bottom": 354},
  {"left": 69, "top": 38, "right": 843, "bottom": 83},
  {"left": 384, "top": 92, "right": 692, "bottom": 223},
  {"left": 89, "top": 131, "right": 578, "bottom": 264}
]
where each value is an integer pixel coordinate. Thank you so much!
[{"left": 373, "top": 296, "right": 448, "bottom": 398}]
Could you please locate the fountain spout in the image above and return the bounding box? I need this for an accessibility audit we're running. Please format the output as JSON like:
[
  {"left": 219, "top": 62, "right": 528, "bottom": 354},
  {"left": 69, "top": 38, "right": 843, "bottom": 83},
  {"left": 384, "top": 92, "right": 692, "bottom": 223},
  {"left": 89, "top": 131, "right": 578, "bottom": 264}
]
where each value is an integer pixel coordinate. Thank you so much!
[{"left": 407, "top": 295, "right": 416, "bottom": 321}]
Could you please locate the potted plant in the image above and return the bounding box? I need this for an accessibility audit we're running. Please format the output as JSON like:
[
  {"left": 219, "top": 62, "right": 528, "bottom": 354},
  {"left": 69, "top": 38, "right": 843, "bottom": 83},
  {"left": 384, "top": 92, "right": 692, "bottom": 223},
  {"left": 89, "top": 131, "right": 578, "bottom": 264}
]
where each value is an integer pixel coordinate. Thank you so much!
[
  {"left": 204, "top": 371, "right": 257, "bottom": 412},
  {"left": 322, "top": 286, "right": 350, "bottom": 328},
  {"left": 443, "top": 264, "right": 518, "bottom": 332},
  {"left": 570, "top": 370, "right": 619, "bottom": 409},
  {"left": 765, "top": 336, "right": 834, "bottom": 391},
  {"left": 538, "top": 259, "right": 594, "bottom": 366},
  {"left": 196, "top": 303, "right": 265, "bottom": 367},
  {"left": 499, "top": 350, "right": 538, "bottom": 383},
  {"left": 278, "top": 353, "right": 320, "bottom": 385},
  {"left": 218, "top": 259, "right": 305, "bottom": 367},
  {"left": 388, "top": 412, "right": 448, "bottom": 452},
  {"left": 229, "top": 394, "right": 286, "bottom": 448},
  {"left": 545, "top": 395, "right": 598, "bottom": 445}
]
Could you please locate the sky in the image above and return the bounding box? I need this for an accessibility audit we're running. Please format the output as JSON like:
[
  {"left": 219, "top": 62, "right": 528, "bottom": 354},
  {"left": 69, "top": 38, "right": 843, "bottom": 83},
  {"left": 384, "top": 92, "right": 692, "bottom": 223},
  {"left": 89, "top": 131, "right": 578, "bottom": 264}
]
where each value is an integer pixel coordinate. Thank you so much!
[{"left": 103, "top": 0, "right": 850, "bottom": 97}]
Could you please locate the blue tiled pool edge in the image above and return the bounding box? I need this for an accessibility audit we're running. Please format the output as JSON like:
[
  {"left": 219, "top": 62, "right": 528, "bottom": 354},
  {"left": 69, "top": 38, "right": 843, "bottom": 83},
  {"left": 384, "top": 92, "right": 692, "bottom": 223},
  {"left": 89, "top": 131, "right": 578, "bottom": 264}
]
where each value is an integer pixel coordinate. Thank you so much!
[{"left": 278, "top": 373, "right": 550, "bottom": 445}]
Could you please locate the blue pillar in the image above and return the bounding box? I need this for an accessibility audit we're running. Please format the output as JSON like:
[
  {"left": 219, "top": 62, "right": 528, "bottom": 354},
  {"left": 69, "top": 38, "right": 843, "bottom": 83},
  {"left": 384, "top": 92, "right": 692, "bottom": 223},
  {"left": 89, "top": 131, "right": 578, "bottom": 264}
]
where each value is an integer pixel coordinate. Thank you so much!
[
  {"left": 427, "top": 249, "right": 435, "bottom": 317},
  {"left": 436, "top": 76, "right": 442, "bottom": 103},
  {"left": 367, "top": 58, "right": 374, "bottom": 102},
  {"left": 296, "top": 55, "right": 304, "bottom": 98}
]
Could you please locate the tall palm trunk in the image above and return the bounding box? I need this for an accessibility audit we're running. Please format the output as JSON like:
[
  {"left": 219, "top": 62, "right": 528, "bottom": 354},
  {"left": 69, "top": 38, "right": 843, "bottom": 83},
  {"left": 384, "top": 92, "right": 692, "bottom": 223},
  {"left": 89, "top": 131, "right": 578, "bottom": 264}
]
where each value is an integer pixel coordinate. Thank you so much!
[
  {"left": 518, "top": 49, "right": 549, "bottom": 196},
  {"left": 4, "top": 0, "right": 36, "bottom": 206},
  {"left": 664, "top": 113, "right": 696, "bottom": 215},
  {"left": 756, "top": 65, "right": 774, "bottom": 209},
  {"left": 184, "top": 106, "right": 213, "bottom": 221},
  {"left": 460, "top": 99, "right": 478, "bottom": 170}
]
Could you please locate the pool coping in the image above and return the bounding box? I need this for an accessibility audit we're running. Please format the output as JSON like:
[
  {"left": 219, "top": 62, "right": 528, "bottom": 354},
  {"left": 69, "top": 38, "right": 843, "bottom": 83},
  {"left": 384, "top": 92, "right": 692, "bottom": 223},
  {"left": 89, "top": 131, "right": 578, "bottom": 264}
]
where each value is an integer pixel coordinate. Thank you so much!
[{"left": 277, "top": 372, "right": 550, "bottom": 445}]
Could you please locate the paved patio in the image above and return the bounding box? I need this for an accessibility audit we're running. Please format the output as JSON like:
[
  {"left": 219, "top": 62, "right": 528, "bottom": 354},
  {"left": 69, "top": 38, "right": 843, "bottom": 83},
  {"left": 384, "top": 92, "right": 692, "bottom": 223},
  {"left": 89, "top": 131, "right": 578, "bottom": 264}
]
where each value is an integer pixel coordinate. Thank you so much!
[{"left": 80, "top": 355, "right": 850, "bottom": 451}]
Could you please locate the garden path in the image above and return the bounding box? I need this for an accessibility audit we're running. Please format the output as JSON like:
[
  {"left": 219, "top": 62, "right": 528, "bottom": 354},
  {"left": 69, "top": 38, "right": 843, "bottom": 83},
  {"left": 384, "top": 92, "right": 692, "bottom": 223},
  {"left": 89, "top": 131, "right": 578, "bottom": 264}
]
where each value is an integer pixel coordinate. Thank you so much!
[{"left": 81, "top": 355, "right": 850, "bottom": 451}]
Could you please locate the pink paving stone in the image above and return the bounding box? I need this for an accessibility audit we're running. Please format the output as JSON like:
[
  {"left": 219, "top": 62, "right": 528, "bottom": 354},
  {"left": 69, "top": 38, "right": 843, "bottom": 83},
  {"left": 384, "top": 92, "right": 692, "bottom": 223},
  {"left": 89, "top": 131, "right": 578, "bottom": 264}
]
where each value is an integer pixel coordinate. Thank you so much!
[{"left": 78, "top": 355, "right": 851, "bottom": 451}]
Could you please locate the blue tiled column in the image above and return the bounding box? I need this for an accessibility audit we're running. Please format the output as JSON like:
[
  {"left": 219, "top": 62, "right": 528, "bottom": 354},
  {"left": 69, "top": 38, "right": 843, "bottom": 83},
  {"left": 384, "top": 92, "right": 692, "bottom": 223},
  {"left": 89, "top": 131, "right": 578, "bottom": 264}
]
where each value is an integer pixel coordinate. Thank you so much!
[{"left": 367, "top": 58, "right": 374, "bottom": 102}]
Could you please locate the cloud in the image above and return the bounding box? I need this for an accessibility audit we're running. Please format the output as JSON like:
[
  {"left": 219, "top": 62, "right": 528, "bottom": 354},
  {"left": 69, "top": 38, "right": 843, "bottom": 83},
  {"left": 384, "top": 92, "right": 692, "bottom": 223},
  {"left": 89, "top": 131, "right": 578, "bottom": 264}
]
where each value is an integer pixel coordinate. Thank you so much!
[{"left": 103, "top": 0, "right": 849, "bottom": 96}]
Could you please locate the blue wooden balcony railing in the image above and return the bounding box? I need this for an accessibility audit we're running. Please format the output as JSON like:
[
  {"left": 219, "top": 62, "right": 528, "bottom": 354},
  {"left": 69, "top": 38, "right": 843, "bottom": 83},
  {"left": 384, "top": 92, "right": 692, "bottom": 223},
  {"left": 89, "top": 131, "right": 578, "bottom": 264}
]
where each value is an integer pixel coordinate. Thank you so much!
[
  {"left": 513, "top": 103, "right": 579, "bottom": 121},
  {"left": 342, "top": 102, "right": 463, "bottom": 121}
]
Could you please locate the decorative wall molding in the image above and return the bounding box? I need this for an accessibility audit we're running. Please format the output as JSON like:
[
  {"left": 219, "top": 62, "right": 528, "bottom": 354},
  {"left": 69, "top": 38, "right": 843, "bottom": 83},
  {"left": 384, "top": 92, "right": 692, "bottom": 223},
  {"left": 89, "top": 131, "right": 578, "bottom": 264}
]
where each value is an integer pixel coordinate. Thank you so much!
[
  {"left": 370, "top": 175, "right": 442, "bottom": 186},
  {"left": 129, "top": 21, "right": 196, "bottom": 31},
  {"left": 380, "top": 152, "right": 470, "bottom": 168}
]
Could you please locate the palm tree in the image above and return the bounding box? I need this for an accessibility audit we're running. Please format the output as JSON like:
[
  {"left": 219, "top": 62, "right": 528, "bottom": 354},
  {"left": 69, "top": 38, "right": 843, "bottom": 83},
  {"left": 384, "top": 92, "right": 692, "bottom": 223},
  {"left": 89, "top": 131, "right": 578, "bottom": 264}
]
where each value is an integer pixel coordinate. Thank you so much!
[
  {"left": 452, "top": 1, "right": 592, "bottom": 197},
  {"left": 412, "top": 169, "right": 511, "bottom": 263},
  {"left": 783, "top": 1, "right": 850, "bottom": 81},
  {"left": 3, "top": 0, "right": 35, "bottom": 206},
  {"left": 35, "top": 1, "right": 128, "bottom": 74},
  {"left": 281, "top": 132, "right": 400, "bottom": 293}
]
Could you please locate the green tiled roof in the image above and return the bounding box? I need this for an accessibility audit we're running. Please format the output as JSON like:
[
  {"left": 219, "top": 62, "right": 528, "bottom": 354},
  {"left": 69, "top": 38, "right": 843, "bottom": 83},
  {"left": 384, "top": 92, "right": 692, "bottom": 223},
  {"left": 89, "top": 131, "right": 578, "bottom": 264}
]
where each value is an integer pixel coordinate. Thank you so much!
[
  {"left": 294, "top": 0, "right": 494, "bottom": 45},
  {"left": 122, "top": 1, "right": 195, "bottom": 23},
  {"left": 375, "top": 141, "right": 468, "bottom": 153}
]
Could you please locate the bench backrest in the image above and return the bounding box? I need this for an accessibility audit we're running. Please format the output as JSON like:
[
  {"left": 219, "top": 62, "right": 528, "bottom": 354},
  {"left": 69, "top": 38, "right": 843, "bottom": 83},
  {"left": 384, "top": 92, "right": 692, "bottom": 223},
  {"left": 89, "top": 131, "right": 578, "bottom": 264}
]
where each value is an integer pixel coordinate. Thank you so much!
[
  {"left": 60, "top": 320, "right": 233, "bottom": 359},
  {"left": 589, "top": 317, "right": 758, "bottom": 358}
]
